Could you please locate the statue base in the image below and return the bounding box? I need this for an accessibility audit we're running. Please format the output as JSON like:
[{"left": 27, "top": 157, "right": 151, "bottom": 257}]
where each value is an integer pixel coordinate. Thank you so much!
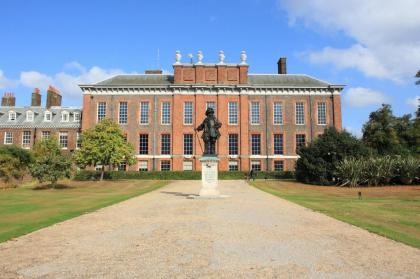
[{"left": 193, "top": 156, "right": 228, "bottom": 199}]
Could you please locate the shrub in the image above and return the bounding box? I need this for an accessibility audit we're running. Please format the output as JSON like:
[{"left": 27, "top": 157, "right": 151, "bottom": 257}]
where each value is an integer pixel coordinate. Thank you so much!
[
  {"left": 396, "top": 157, "right": 419, "bottom": 185},
  {"left": 0, "top": 145, "right": 33, "bottom": 182}
]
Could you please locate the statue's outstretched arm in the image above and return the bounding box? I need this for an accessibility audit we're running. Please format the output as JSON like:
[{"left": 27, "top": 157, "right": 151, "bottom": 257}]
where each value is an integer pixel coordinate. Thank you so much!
[{"left": 196, "top": 122, "right": 204, "bottom": 131}]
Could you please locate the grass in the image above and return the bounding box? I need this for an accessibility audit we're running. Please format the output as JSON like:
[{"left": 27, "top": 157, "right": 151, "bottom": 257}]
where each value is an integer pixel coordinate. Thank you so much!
[
  {"left": 0, "top": 179, "right": 167, "bottom": 243},
  {"left": 251, "top": 180, "right": 420, "bottom": 248}
]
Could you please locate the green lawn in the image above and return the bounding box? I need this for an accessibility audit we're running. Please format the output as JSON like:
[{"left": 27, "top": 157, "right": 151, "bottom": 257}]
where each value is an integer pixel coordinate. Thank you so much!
[
  {"left": 251, "top": 180, "right": 420, "bottom": 248},
  {"left": 0, "top": 180, "right": 167, "bottom": 243}
]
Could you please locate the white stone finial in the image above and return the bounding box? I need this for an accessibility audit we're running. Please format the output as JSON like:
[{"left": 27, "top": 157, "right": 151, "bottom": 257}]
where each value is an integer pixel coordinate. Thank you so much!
[
  {"left": 197, "top": 50, "right": 203, "bottom": 64},
  {"left": 218, "top": 50, "right": 225, "bottom": 64},
  {"left": 175, "top": 50, "right": 182, "bottom": 64},
  {"left": 240, "top": 50, "right": 247, "bottom": 64}
]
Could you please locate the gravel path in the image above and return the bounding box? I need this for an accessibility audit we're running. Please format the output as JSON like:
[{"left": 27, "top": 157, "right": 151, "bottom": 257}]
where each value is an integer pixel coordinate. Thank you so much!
[{"left": 0, "top": 180, "right": 419, "bottom": 278}]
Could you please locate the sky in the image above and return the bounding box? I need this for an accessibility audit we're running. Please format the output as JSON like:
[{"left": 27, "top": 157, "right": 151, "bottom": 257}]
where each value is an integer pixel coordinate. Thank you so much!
[{"left": 0, "top": 0, "right": 419, "bottom": 137}]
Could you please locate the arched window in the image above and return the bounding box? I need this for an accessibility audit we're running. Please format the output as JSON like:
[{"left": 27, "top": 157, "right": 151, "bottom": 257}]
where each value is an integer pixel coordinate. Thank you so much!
[
  {"left": 8, "top": 111, "right": 16, "bottom": 121},
  {"left": 26, "top": 111, "right": 34, "bottom": 121},
  {"left": 61, "top": 111, "right": 69, "bottom": 122},
  {"left": 44, "top": 111, "right": 52, "bottom": 121}
]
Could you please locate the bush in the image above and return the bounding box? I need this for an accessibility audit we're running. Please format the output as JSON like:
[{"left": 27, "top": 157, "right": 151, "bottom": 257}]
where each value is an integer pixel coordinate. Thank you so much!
[{"left": 73, "top": 170, "right": 295, "bottom": 181}]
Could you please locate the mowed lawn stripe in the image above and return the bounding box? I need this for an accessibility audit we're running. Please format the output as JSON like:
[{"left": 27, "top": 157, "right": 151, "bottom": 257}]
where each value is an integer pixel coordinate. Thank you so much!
[
  {"left": 251, "top": 180, "right": 420, "bottom": 248},
  {"left": 0, "top": 180, "right": 167, "bottom": 243}
]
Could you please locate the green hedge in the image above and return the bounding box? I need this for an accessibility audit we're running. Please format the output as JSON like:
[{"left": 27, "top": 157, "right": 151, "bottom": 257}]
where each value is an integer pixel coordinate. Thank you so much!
[{"left": 73, "top": 170, "right": 295, "bottom": 181}]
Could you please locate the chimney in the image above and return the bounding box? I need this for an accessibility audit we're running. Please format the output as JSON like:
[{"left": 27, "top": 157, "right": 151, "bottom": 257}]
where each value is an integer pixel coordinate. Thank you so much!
[
  {"left": 145, "top": 69, "right": 163, "bottom": 74},
  {"left": 277, "top": 57, "right": 287, "bottom": 74},
  {"left": 1, "top": 92, "right": 16, "bottom": 106},
  {"left": 46, "top": 85, "right": 62, "bottom": 108},
  {"left": 31, "top": 88, "right": 41, "bottom": 106}
]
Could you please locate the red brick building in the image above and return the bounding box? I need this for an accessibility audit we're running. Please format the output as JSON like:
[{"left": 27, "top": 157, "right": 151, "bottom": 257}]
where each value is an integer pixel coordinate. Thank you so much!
[{"left": 80, "top": 51, "right": 344, "bottom": 172}]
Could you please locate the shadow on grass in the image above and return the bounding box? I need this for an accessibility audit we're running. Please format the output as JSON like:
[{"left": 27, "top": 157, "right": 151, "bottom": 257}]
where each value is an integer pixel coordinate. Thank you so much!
[{"left": 32, "top": 184, "right": 74, "bottom": 190}]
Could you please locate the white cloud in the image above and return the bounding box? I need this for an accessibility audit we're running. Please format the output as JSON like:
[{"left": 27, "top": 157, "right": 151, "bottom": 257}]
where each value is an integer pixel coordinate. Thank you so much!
[
  {"left": 344, "top": 87, "right": 389, "bottom": 108},
  {"left": 279, "top": 0, "right": 420, "bottom": 82},
  {"left": 0, "top": 70, "right": 17, "bottom": 89},
  {"left": 406, "top": 96, "right": 419, "bottom": 110},
  {"left": 19, "top": 62, "right": 133, "bottom": 98}
]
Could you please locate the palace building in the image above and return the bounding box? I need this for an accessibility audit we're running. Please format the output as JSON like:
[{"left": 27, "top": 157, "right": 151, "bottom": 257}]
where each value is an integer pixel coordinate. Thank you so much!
[{"left": 79, "top": 51, "right": 344, "bottom": 172}]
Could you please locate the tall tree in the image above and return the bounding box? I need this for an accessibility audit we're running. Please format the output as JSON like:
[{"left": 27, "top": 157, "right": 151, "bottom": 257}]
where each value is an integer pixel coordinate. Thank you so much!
[
  {"left": 74, "top": 119, "right": 135, "bottom": 180},
  {"left": 416, "top": 70, "right": 420, "bottom": 85},
  {"left": 30, "top": 137, "right": 72, "bottom": 188}
]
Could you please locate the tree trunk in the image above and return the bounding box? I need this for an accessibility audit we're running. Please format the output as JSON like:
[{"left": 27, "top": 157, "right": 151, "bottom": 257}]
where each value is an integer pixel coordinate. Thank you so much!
[{"left": 100, "top": 166, "right": 105, "bottom": 181}]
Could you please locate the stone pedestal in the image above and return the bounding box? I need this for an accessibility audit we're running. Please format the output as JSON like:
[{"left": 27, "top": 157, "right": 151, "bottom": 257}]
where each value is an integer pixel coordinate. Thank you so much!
[{"left": 199, "top": 156, "right": 220, "bottom": 197}]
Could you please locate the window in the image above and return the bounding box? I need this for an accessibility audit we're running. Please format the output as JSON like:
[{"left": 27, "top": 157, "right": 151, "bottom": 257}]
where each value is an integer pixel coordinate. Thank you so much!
[
  {"left": 161, "top": 160, "right": 171, "bottom": 171},
  {"left": 41, "top": 131, "right": 50, "bottom": 139},
  {"left": 139, "top": 134, "right": 149, "bottom": 155},
  {"left": 22, "top": 131, "right": 31, "bottom": 147},
  {"left": 76, "top": 132, "right": 81, "bottom": 149},
  {"left": 251, "top": 161, "right": 261, "bottom": 171},
  {"left": 8, "top": 111, "right": 16, "bottom": 121},
  {"left": 251, "top": 134, "right": 261, "bottom": 155},
  {"left": 295, "top": 102, "right": 305, "bottom": 125},
  {"left": 138, "top": 161, "right": 148, "bottom": 171},
  {"left": 250, "top": 102, "right": 260, "bottom": 124},
  {"left": 140, "top": 102, "right": 149, "bottom": 124},
  {"left": 61, "top": 111, "right": 69, "bottom": 122},
  {"left": 119, "top": 102, "right": 128, "bottom": 124},
  {"left": 161, "top": 134, "right": 171, "bottom": 155},
  {"left": 317, "top": 102, "right": 327, "bottom": 125},
  {"left": 97, "top": 102, "right": 106, "bottom": 122},
  {"left": 183, "top": 134, "right": 193, "bottom": 155},
  {"left": 206, "top": 101, "right": 216, "bottom": 113},
  {"left": 44, "top": 111, "right": 52, "bottom": 121},
  {"left": 59, "top": 132, "right": 68, "bottom": 149},
  {"left": 228, "top": 102, "right": 238, "bottom": 125},
  {"left": 228, "top": 134, "right": 239, "bottom": 155},
  {"left": 118, "top": 161, "right": 127, "bottom": 171},
  {"left": 73, "top": 112, "right": 80, "bottom": 122},
  {"left": 4, "top": 132, "right": 13, "bottom": 144},
  {"left": 183, "top": 161, "right": 193, "bottom": 171},
  {"left": 273, "top": 102, "right": 283, "bottom": 125},
  {"left": 95, "top": 165, "right": 103, "bottom": 171},
  {"left": 274, "top": 134, "right": 284, "bottom": 155},
  {"left": 296, "top": 134, "right": 306, "bottom": 153},
  {"left": 161, "top": 102, "right": 171, "bottom": 124},
  {"left": 26, "top": 111, "right": 34, "bottom": 122},
  {"left": 184, "top": 102, "right": 193, "bottom": 125},
  {"left": 274, "top": 160, "right": 284, "bottom": 172},
  {"left": 229, "top": 161, "right": 239, "bottom": 171}
]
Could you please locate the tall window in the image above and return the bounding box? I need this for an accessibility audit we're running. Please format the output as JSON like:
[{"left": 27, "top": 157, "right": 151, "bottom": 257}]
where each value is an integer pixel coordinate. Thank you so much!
[
  {"left": 251, "top": 161, "right": 261, "bottom": 171},
  {"left": 317, "top": 102, "right": 327, "bottom": 125},
  {"left": 73, "top": 112, "right": 80, "bottom": 122},
  {"left": 161, "top": 160, "right": 171, "bottom": 171},
  {"left": 296, "top": 134, "right": 306, "bottom": 153},
  {"left": 184, "top": 102, "right": 193, "bottom": 125},
  {"left": 273, "top": 102, "right": 283, "bottom": 125},
  {"left": 138, "top": 161, "right": 148, "bottom": 172},
  {"left": 206, "top": 101, "right": 216, "bottom": 113},
  {"left": 140, "top": 102, "right": 149, "bottom": 124},
  {"left": 119, "top": 102, "right": 128, "bottom": 124},
  {"left": 44, "top": 111, "right": 52, "bottom": 121},
  {"left": 59, "top": 132, "right": 68, "bottom": 149},
  {"left": 273, "top": 134, "right": 284, "bottom": 155},
  {"left": 97, "top": 102, "right": 106, "bottom": 122},
  {"left": 250, "top": 102, "right": 260, "bottom": 124},
  {"left": 228, "top": 102, "right": 238, "bottom": 125},
  {"left": 41, "top": 131, "right": 50, "bottom": 139},
  {"left": 295, "top": 102, "right": 305, "bottom": 125},
  {"left": 161, "top": 134, "right": 171, "bottom": 155},
  {"left": 76, "top": 132, "right": 81, "bottom": 149},
  {"left": 4, "top": 132, "right": 13, "bottom": 144},
  {"left": 8, "top": 111, "right": 16, "bottom": 121},
  {"left": 161, "top": 102, "right": 171, "bottom": 124},
  {"left": 274, "top": 160, "right": 284, "bottom": 172},
  {"left": 229, "top": 161, "right": 239, "bottom": 171},
  {"left": 61, "top": 111, "right": 69, "bottom": 122},
  {"left": 183, "top": 134, "right": 193, "bottom": 155},
  {"left": 251, "top": 134, "right": 261, "bottom": 155},
  {"left": 26, "top": 111, "right": 34, "bottom": 122},
  {"left": 22, "top": 131, "right": 31, "bottom": 147},
  {"left": 139, "top": 134, "right": 149, "bottom": 154},
  {"left": 228, "top": 134, "right": 239, "bottom": 155}
]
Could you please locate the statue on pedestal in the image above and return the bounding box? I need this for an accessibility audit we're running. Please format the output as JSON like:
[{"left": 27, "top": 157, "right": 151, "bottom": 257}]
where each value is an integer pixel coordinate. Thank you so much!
[{"left": 195, "top": 107, "right": 222, "bottom": 156}]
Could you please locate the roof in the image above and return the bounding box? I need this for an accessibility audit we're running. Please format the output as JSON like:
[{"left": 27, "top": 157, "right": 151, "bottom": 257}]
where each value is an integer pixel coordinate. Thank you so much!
[
  {"left": 0, "top": 107, "right": 82, "bottom": 129},
  {"left": 91, "top": 73, "right": 340, "bottom": 88}
]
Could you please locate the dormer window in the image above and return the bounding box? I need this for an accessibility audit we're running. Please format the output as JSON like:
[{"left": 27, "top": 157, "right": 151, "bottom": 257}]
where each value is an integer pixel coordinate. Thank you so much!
[
  {"left": 26, "top": 111, "right": 34, "bottom": 122},
  {"left": 44, "top": 111, "right": 52, "bottom": 121},
  {"left": 61, "top": 111, "right": 69, "bottom": 122},
  {"left": 8, "top": 111, "right": 16, "bottom": 121},
  {"left": 73, "top": 112, "right": 80, "bottom": 122}
]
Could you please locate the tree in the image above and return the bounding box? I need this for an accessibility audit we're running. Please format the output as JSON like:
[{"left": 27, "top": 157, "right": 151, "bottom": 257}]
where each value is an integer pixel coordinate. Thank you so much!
[
  {"left": 0, "top": 145, "right": 33, "bottom": 181},
  {"left": 416, "top": 70, "right": 420, "bottom": 85},
  {"left": 74, "top": 119, "right": 135, "bottom": 180},
  {"left": 0, "top": 154, "right": 22, "bottom": 186},
  {"left": 295, "top": 127, "right": 370, "bottom": 185},
  {"left": 30, "top": 137, "right": 72, "bottom": 188}
]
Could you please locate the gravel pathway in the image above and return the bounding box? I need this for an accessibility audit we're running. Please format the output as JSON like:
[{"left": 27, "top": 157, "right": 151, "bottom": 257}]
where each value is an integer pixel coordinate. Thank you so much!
[{"left": 0, "top": 180, "right": 419, "bottom": 278}]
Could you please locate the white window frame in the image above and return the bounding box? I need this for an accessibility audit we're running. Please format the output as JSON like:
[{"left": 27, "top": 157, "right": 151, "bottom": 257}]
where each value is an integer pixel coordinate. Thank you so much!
[
  {"left": 228, "top": 102, "right": 238, "bottom": 125},
  {"left": 44, "top": 111, "right": 52, "bottom": 122},
  {"left": 295, "top": 102, "right": 305, "bottom": 125},
  {"left": 8, "top": 111, "right": 16, "bottom": 121},
  {"left": 250, "top": 102, "right": 260, "bottom": 125},
  {"left": 41, "top": 131, "right": 51, "bottom": 139},
  {"left": 317, "top": 102, "right": 327, "bottom": 125},
  {"left": 73, "top": 112, "right": 80, "bottom": 122},
  {"left": 119, "top": 102, "right": 128, "bottom": 124},
  {"left": 139, "top": 102, "right": 149, "bottom": 125},
  {"left": 251, "top": 160, "right": 261, "bottom": 171},
  {"left": 26, "top": 111, "right": 34, "bottom": 122},
  {"left": 61, "top": 111, "right": 69, "bottom": 122},
  {"left": 4, "top": 132, "right": 13, "bottom": 144},
  {"left": 138, "top": 161, "right": 148, "bottom": 171},
  {"left": 228, "top": 160, "right": 239, "bottom": 171},
  {"left": 183, "top": 161, "right": 193, "bottom": 171},
  {"left": 273, "top": 102, "right": 283, "bottom": 125},
  {"left": 97, "top": 102, "right": 106, "bottom": 122},
  {"left": 161, "top": 102, "right": 171, "bottom": 125},
  {"left": 22, "top": 131, "right": 31, "bottom": 147},
  {"left": 76, "top": 132, "right": 81, "bottom": 149},
  {"left": 59, "top": 132, "right": 68, "bottom": 149},
  {"left": 183, "top": 101, "right": 193, "bottom": 125}
]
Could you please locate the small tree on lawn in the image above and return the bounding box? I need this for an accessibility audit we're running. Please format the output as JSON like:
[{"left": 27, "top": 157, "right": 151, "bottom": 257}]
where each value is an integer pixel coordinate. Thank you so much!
[
  {"left": 74, "top": 119, "right": 135, "bottom": 180},
  {"left": 30, "top": 137, "right": 72, "bottom": 188}
]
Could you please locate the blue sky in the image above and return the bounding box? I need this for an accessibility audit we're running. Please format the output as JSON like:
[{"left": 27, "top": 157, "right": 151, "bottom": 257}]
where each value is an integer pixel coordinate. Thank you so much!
[{"left": 1, "top": 0, "right": 419, "bottom": 136}]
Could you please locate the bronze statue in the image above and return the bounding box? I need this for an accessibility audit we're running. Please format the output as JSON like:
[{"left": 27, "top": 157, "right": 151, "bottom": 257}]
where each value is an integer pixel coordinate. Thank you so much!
[{"left": 195, "top": 107, "right": 222, "bottom": 156}]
